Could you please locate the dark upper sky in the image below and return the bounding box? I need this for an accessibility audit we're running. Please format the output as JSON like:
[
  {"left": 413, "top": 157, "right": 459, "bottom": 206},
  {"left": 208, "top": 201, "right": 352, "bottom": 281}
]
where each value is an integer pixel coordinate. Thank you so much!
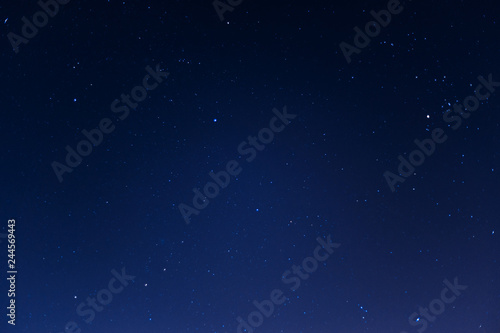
[{"left": 0, "top": 0, "right": 499, "bottom": 332}]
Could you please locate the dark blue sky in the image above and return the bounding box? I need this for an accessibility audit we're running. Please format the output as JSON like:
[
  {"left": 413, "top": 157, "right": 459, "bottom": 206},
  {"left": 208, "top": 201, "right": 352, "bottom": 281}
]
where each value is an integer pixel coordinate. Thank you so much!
[{"left": 0, "top": 0, "right": 499, "bottom": 332}]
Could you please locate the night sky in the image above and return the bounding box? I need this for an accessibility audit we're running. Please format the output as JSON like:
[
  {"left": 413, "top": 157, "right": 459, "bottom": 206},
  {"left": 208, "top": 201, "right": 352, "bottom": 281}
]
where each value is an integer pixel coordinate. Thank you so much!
[{"left": 0, "top": 0, "right": 499, "bottom": 332}]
